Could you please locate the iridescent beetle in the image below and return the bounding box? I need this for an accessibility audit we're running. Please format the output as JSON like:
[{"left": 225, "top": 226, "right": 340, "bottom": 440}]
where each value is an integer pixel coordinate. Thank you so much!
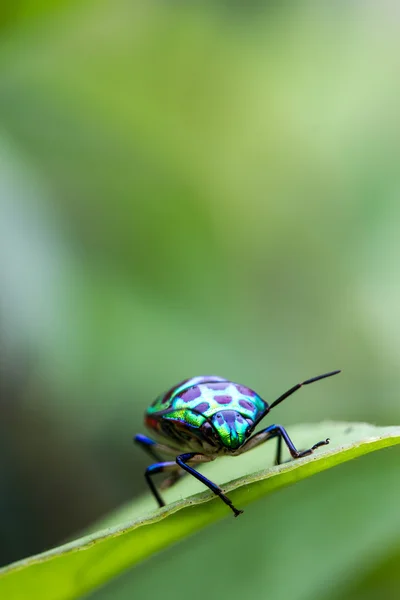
[{"left": 135, "top": 370, "right": 340, "bottom": 517}]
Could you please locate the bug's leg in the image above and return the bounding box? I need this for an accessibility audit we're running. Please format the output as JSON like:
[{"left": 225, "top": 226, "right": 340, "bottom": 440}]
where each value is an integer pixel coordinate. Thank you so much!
[
  {"left": 239, "top": 426, "right": 283, "bottom": 464},
  {"left": 275, "top": 433, "right": 283, "bottom": 466},
  {"left": 144, "top": 455, "right": 211, "bottom": 506},
  {"left": 134, "top": 434, "right": 178, "bottom": 461},
  {"left": 240, "top": 424, "right": 330, "bottom": 465},
  {"left": 176, "top": 453, "right": 243, "bottom": 517},
  {"left": 136, "top": 436, "right": 189, "bottom": 504},
  {"left": 144, "top": 461, "right": 181, "bottom": 508}
]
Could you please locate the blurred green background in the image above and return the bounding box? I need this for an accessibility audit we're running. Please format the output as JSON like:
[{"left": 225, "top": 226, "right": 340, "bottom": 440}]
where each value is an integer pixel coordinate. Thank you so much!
[{"left": 1, "top": 1, "right": 400, "bottom": 599}]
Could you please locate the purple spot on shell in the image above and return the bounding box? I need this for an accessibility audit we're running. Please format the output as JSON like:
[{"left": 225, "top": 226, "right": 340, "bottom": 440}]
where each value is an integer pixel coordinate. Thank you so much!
[
  {"left": 236, "top": 384, "right": 255, "bottom": 396},
  {"left": 215, "top": 395, "right": 232, "bottom": 405},
  {"left": 207, "top": 382, "right": 229, "bottom": 391},
  {"left": 239, "top": 399, "right": 254, "bottom": 411},
  {"left": 180, "top": 386, "right": 202, "bottom": 402},
  {"left": 222, "top": 410, "right": 238, "bottom": 425},
  {"left": 194, "top": 402, "right": 210, "bottom": 413}
]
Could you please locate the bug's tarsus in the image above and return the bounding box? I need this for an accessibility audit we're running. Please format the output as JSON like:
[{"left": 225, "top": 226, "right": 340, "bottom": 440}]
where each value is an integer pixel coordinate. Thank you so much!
[
  {"left": 242, "top": 424, "right": 330, "bottom": 465},
  {"left": 312, "top": 438, "right": 330, "bottom": 450},
  {"left": 296, "top": 437, "right": 330, "bottom": 458},
  {"left": 268, "top": 370, "right": 341, "bottom": 411}
]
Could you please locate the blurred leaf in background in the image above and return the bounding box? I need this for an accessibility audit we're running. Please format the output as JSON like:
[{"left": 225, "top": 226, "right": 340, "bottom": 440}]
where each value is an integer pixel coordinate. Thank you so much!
[{"left": 0, "top": 0, "right": 400, "bottom": 598}]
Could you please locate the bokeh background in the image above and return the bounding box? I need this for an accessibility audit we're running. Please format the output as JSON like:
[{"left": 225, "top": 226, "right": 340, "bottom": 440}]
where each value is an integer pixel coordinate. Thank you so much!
[{"left": 1, "top": 1, "right": 400, "bottom": 599}]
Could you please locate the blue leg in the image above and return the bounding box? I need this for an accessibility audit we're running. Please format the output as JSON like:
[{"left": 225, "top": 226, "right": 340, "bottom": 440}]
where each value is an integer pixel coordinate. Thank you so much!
[
  {"left": 145, "top": 461, "right": 179, "bottom": 508},
  {"left": 140, "top": 444, "right": 243, "bottom": 516},
  {"left": 134, "top": 433, "right": 178, "bottom": 461},
  {"left": 240, "top": 424, "right": 329, "bottom": 465},
  {"left": 176, "top": 453, "right": 243, "bottom": 517},
  {"left": 134, "top": 434, "right": 164, "bottom": 462},
  {"left": 136, "top": 434, "right": 188, "bottom": 504}
]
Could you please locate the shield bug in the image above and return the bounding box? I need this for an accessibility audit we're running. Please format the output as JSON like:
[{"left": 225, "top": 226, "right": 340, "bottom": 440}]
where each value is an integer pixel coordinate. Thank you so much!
[{"left": 134, "top": 370, "right": 340, "bottom": 516}]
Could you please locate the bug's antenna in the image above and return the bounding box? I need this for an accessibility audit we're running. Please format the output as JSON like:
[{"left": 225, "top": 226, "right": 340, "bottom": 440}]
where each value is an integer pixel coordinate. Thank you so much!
[{"left": 268, "top": 370, "right": 341, "bottom": 411}]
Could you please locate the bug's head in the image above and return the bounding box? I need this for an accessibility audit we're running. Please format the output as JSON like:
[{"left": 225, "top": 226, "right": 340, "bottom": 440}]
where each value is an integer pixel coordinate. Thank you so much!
[{"left": 208, "top": 410, "right": 253, "bottom": 451}]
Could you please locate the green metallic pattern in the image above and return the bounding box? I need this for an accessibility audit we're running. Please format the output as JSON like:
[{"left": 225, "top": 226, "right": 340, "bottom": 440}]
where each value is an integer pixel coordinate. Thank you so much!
[
  {"left": 169, "top": 382, "right": 266, "bottom": 421},
  {"left": 145, "top": 376, "right": 268, "bottom": 452},
  {"left": 147, "top": 375, "right": 226, "bottom": 415},
  {"left": 160, "top": 409, "right": 206, "bottom": 429}
]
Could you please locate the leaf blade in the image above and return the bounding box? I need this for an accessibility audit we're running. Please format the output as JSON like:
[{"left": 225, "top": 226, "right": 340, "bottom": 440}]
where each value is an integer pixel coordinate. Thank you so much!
[{"left": 1, "top": 422, "right": 400, "bottom": 600}]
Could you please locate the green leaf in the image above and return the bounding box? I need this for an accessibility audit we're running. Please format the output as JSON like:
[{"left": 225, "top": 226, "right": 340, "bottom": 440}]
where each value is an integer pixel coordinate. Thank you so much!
[
  {"left": 333, "top": 546, "right": 400, "bottom": 600},
  {"left": 1, "top": 422, "right": 399, "bottom": 600}
]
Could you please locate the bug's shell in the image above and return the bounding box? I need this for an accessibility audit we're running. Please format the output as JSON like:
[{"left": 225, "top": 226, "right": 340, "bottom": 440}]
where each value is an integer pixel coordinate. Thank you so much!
[{"left": 145, "top": 375, "right": 267, "bottom": 453}]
